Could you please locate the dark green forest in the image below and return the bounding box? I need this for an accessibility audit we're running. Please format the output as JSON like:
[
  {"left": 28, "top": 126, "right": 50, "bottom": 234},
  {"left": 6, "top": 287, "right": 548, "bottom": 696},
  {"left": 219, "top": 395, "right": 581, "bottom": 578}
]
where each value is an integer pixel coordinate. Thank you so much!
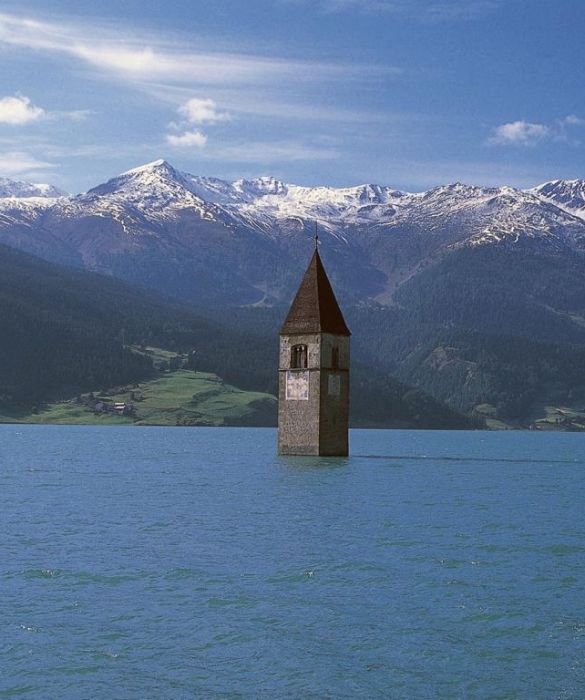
[
  {"left": 213, "top": 243, "right": 585, "bottom": 426},
  {"left": 0, "top": 244, "right": 473, "bottom": 428},
  {"left": 350, "top": 245, "right": 585, "bottom": 421},
  {"left": 5, "top": 238, "right": 585, "bottom": 427},
  {"left": 0, "top": 243, "right": 269, "bottom": 408}
]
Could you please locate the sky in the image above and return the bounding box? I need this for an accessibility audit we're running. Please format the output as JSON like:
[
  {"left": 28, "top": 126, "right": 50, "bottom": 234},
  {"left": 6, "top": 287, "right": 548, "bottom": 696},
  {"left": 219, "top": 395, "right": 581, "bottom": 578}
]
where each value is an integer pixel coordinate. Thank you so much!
[{"left": 0, "top": 0, "right": 584, "bottom": 193}]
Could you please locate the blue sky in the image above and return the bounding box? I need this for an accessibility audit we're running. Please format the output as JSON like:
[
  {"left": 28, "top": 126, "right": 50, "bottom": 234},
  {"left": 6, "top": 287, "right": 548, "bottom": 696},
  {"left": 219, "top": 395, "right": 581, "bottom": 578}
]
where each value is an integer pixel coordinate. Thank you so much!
[{"left": 0, "top": 0, "right": 583, "bottom": 193}]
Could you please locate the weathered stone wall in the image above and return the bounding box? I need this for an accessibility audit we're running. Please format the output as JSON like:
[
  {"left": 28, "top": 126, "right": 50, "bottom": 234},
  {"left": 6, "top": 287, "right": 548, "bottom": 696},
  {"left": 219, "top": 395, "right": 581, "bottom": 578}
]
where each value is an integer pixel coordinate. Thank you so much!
[
  {"left": 319, "top": 333, "right": 350, "bottom": 370},
  {"left": 278, "top": 333, "right": 321, "bottom": 455},
  {"left": 278, "top": 333, "right": 350, "bottom": 456},
  {"left": 319, "top": 335, "right": 350, "bottom": 456},
  {"left": 279, "top": 334, "right": 320, "bottom": 370}
]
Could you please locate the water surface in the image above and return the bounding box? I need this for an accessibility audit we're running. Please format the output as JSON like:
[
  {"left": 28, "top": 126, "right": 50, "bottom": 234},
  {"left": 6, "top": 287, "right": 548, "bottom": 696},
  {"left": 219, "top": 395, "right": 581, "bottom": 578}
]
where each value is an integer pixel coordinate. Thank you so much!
[{"left": 1, "top": 426, "right": 584, "bottom": 698}]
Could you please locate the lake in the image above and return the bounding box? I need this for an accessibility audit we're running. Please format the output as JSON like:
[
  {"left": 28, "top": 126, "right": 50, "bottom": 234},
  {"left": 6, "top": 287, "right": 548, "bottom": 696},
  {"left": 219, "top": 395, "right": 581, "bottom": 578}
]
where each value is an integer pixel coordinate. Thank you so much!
[{"left": 1, "top": 426, "right": 584, "bottom": 699}]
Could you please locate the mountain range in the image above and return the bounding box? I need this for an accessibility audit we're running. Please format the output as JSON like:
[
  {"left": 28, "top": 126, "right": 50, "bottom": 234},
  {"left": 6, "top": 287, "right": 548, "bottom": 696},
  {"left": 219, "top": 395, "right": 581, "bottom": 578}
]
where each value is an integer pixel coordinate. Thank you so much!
[
  {"left": 2, "top": 159, "right": 585, "bottom": 305},
  {"left": 3, "top": 160, "right": 585, "bottom": 427}
]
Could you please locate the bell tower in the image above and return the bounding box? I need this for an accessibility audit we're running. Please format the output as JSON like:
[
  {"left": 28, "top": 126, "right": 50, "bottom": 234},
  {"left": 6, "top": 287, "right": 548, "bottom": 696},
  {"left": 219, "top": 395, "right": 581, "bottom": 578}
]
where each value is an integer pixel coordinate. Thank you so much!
[{"left": 278, "top": 245, "right": 351, "bottom": 456}]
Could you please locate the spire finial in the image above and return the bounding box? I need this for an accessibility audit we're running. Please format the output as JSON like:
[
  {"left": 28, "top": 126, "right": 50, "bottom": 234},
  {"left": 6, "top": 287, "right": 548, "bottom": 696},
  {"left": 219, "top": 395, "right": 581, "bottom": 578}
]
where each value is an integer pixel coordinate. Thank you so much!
[{"left": 314, "top": 220, "right": 319, "bottom": 252}]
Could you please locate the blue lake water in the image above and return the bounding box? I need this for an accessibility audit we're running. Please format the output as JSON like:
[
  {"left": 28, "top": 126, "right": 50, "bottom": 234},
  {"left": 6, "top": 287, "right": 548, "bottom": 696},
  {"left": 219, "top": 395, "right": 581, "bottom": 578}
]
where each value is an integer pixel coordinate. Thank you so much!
[{"left": 1, "top": 426, "right": 584, "bottom": 699}]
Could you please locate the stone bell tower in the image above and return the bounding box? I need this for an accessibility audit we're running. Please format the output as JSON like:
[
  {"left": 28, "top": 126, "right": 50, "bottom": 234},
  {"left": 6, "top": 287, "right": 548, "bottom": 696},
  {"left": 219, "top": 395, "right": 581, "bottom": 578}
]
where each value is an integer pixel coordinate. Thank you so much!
[{"left": 278, "top": 246, "right": 351, "bottom": 456}]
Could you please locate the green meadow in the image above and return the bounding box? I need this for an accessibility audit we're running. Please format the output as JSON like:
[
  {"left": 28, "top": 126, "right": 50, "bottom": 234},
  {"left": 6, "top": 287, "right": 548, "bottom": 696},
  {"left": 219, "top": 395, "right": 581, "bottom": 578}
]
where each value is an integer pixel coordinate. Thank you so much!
[{"left": 4, "top": 369, "right": 276, "bottom": 427}]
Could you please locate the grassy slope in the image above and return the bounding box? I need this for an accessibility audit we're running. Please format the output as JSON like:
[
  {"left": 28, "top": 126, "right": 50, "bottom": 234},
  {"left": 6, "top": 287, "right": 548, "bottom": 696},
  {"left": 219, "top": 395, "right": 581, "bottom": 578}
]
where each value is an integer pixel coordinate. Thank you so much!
[
  {"left": 472, "top": 400, "right": 585, "bottom": 431},
  {"left": 529, "top": 403, "right": 585, "bottom": 431},
  {"left": 9, "top": 370, "right": 276, "bottom": 427}
]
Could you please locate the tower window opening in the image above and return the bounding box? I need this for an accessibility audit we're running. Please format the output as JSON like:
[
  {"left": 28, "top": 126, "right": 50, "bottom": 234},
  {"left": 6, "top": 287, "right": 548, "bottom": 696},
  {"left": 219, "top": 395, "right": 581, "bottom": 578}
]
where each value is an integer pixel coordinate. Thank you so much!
[
  {"left": 332, "top": 347, "right": 339, "bottom": 369},
  {"left": 291, "top": 344, "right": 308, "bottom": 369}
]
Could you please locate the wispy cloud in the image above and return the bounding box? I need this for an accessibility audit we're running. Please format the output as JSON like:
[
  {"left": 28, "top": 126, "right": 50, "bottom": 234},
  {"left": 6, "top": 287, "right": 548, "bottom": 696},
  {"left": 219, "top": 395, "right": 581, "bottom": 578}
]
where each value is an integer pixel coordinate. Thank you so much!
[
  {"left": 0, "top": 8, "right": 403, "bottom": 175},
  {"left": 49, "top": 109, "right": 91, "bottom": 122},
  {"left": 282, "top": 0, "right": 501, "bottom": 21},
  {"left": 0, "top": 12, "right": 393, "bottom": 87},
  {"left": 146, "top": 82, "right": 400, "bottom": 125},
  {"left": 200, "top": 140, "right": 338, "bottom": 163},
  {"left": 489, "top": 115, "right": 585, "bottom": 147},
  {"left": 0, "top": 150, "right": 55, "bottom": 176}
]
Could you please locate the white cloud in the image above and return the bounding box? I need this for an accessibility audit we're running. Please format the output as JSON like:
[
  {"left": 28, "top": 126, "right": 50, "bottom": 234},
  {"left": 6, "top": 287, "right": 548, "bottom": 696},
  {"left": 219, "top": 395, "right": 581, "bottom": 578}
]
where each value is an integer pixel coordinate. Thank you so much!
[
  {"left": 562, "top": 114, "right": 585, "bottom": 127},
  {"left": 0, "top": 151, "right": 55, "bottom": 175},
  {"left": 0, "top": 94, "right": 89, "bottom": 126},
  {"left": 283, "top": 0, "right": 500, "bottom": 20},
  {"left": 165, "top": 98, "right": 229, "bottom": 150},
  {"left": 166, "top": 130, "right": 208, "bottom": 148},
  {"left": 489, "top": 120, "right": 550, "bottom": 146},
  {"left": 0, "top": 10, "right": 401, "bottom": 156},
  {"left": 0, "top": 95, "right": 44, "bottom": 125},
  {"left": 489, "top": 116, "right": 585, "bottom": 147},
  {"left": 178, "top": 98, "right": 230, "bottom": 125}
]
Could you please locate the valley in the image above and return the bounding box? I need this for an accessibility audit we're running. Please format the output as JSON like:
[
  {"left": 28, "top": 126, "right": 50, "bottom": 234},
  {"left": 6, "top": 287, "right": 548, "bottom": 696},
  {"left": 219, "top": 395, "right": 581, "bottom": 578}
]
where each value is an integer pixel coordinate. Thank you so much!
[{"left": 2, "top": 162, "right": 585, "bottom": 429}]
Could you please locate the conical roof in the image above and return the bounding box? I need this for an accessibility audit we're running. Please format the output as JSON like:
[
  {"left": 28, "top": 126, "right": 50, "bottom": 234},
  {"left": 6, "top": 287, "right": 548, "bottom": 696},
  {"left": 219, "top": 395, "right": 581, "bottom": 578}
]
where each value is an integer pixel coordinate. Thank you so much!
[{"left": 280, "top": 250, "right": 351, "bottom": 336}]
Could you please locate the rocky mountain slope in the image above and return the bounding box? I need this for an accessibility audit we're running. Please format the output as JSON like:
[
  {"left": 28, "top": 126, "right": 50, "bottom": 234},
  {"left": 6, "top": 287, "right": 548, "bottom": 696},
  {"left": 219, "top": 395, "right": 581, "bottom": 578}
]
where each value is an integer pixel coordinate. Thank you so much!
[
  {"left": 3, "top": 161, "right": 585, "bottom": 426},
  {"left": 2, "top": 159, "right": 585, "bottom": 305},
  {"left": 0, "top": 177, "right": 66, "bottom": 199},
  {"left": 531, "top": 179, "right": 585, "bottom": 221}
]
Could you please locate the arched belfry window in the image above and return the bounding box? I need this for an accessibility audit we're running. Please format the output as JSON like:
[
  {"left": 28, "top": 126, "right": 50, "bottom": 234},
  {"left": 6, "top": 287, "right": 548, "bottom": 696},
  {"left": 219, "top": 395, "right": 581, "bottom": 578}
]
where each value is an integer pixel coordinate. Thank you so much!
[
  {"left": 332, "top": 347, "right": 339, "bottom": 369},
  {"left": 291, "top": 344, "right": 308, "bottom": 369}
]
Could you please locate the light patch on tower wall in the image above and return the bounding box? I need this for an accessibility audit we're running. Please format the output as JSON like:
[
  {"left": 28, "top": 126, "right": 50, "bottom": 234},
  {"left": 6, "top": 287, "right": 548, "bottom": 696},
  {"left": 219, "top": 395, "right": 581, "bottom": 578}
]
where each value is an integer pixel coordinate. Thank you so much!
[{"left": 286, "top": 370, "right": 309, "bottom": 400}]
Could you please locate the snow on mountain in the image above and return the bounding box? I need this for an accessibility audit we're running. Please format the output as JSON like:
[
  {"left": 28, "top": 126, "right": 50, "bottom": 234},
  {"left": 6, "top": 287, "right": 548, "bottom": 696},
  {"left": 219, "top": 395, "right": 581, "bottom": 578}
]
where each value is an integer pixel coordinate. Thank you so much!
[
  {"left": 0, "top": 161, "right": 584, "bottom": 252},
  {"left": 233, "top": 182, "right": 407, "bottom": 230},
  {"left": 79, "top": 159, "right": 211, "bottom": 215},
  {"left": 113, "top": 166, "right": 585, "bottom": 250},
  {"left": 530, "top": 179, "right": 585, "bottom": 222},
  {"left": 52, "top": 159, "right": 224, "bottom": 236},
  {"left": 0, "top": 177, "right": 68, "bottom": 233},
  {"left": 402, "top": 183, "right": 583, "bottom": 249},
  {"left": 44, "top": 160, "right": 415, "bottom": 241},
  {"left": 0, "top": 177, "right": 66, "bottom": 199},
  {"left": 1, "top": 160, "right": 585, "bottom": 308},
  {"left": 180, "top": 171, "right": 407, "bottom": 228}
]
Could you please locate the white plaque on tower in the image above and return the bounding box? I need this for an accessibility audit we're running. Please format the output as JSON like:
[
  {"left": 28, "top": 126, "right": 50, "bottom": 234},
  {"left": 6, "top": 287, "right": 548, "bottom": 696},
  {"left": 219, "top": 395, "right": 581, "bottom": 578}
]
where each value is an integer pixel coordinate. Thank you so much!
[{"left": 286, "top": 370, "right": 309, "bottom": 400}]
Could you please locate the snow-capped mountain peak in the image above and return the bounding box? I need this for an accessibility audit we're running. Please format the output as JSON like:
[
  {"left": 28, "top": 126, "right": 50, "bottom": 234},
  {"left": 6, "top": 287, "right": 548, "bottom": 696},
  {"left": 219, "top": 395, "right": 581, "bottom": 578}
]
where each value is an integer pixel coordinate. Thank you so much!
[
  {"left": 55, "top": 159, "right": 220, "bottom": 234},
  {"left": 1, "top": 160, "right": 585, "bottom": 258},
  {"left": 81, "top": 159, "right": 212, "bottom": 215},
  {"left": 89, "top": 159, "right": 186, "bottom": 195},
  {"left": 50, "top": 160, "right": 585, "bottom": 247},
  {"left": 0, "top": 177, "right": 66, "bottom": 199},
  {"left": 120, "top": 158, "right": 172, "bottom": 176}
]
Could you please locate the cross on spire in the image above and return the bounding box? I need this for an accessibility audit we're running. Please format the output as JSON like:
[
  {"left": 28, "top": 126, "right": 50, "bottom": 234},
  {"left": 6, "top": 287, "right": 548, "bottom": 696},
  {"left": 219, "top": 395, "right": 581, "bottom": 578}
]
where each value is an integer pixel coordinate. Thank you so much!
[{"left": 314, "top": 220, "right": 319, "bottom": 251}]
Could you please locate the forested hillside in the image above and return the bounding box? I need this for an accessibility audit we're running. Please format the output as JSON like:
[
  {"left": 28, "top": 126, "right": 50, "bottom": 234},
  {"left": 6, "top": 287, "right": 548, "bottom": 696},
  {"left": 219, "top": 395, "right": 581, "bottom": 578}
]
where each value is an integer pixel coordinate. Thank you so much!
[
  {"left": 0, "top": 243, "right": 271, "bottom": 409},
  {"left": 0, "top": 244, "right": 473, "bottom": 428}
]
